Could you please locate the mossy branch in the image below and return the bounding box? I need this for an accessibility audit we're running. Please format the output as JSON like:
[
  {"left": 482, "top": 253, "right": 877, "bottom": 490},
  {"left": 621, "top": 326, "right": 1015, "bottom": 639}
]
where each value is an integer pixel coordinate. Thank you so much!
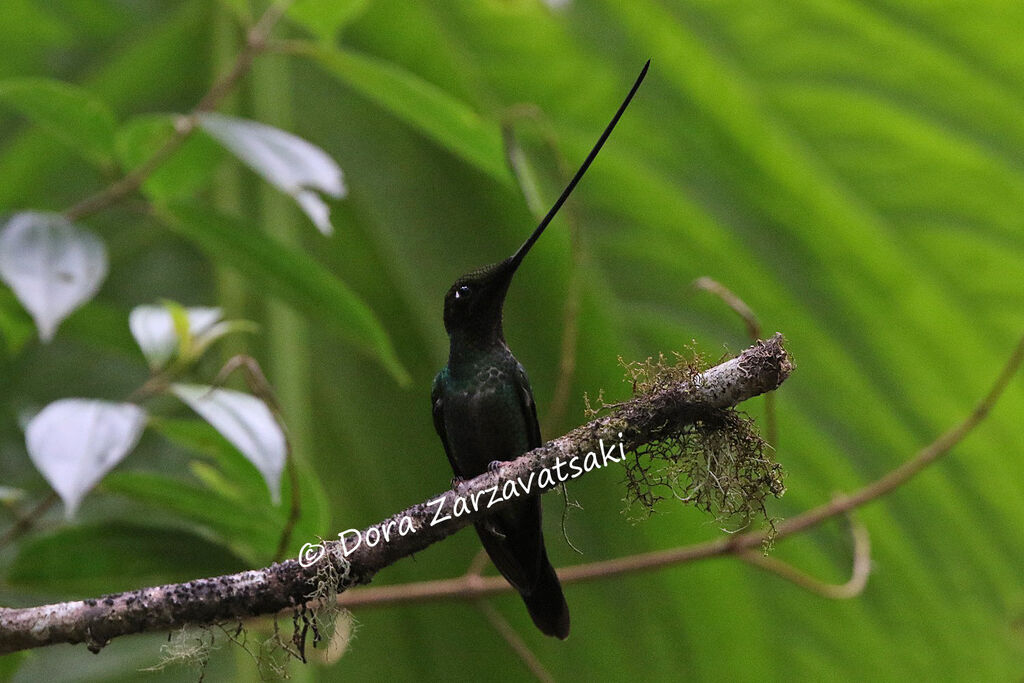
[
  {"left": 0, "top": 335, "right": 793, "bottom": 655},
  {"left": 334, "top": 332, "right": 1021, "bottom": 610}
]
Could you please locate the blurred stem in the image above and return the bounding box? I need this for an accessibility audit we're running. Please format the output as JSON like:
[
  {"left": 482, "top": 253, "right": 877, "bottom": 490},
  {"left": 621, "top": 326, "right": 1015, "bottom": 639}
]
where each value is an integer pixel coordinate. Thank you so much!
[
  {"left": 211, "top": 4, "right": 250, "bottom": 362},
  {"left": 251, "top": 42, "right": 309, "bottom": 560},
  {"left": 464, "top": 545, "right": 553, "bottom": 680},
  {"left": 475, "top": 601, "right": 555, "bottom": 682},
  {"left": 0, "top": 492, "right": 56, "bottom": 551},
  {"left": 208, "top": 3, "right": 302, "bottom": 561}
]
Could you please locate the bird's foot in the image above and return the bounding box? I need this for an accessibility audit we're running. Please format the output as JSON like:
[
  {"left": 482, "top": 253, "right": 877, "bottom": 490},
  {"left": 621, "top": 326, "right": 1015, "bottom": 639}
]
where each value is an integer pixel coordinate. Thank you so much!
[
  {"left": 481, "top": 519, "right": 506, "bottom": 539},
  {"left": 450, "top": 475, "right": 464, "bottom": 489},
  {"left": 487, "top": 460, "right": 505, "bottom": 474}
]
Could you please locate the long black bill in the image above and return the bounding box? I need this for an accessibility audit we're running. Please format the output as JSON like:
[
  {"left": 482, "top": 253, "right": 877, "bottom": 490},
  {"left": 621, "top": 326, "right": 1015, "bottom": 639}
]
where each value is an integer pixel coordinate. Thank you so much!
[{"left": 505, "top": 59, "right": 650, "bottom": 273}]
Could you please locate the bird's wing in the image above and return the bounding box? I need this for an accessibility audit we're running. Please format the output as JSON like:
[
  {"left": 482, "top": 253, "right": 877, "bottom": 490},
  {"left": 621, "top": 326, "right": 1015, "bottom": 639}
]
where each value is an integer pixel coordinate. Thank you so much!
[
  {"left": 514, "top": 361, "right": 543, "bottom": 450},
  {"left": 431, "top": 370, "right": 461, "bottom": 477}
]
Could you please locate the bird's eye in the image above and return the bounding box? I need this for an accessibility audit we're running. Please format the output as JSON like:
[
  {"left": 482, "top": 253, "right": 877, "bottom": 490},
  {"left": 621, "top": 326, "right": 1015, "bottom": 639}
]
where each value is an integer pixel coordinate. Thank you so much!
[{"left": 455, "top": 285, "right": 471, "bottom": 300}]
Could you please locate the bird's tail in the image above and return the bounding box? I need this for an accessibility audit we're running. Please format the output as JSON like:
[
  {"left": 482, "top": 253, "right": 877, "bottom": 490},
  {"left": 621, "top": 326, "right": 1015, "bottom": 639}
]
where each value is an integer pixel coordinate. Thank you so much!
[{"left": 521, "top": 554, "right": 570, "bottom": 639}]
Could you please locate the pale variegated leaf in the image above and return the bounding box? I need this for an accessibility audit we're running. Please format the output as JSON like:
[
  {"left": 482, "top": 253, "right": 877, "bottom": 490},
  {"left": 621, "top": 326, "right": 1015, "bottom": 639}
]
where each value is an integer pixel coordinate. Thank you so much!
[
  {"left": 170, "top": 384, "right": 285, "bottom": 504},
  {"left": 197, "top": 113, "right": 346, "bottom": 235},
  {"left": 26, "top": 399, "right": 147, "bottom": 518},
  {"left": 0, "top": 212, "right": 107, "bottom": 342}
]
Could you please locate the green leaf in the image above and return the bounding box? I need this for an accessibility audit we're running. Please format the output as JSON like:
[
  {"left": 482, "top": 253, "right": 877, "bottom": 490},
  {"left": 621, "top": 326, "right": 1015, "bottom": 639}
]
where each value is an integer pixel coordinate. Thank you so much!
[
  {"left": 283, "top": 455, "right": 333, "bottom": 558},
  {"left": 145, "top": 417, "right": 331, "bottom": 562},
  {"left": 0, "top": 2, "right": 208, "bottom": 210},
  {"left": 188, "top": 459, "right": 241, "bottom": 500},
  {"left": 165, "top": 299, "right": 193, "bottom": 359},
  {"left": 0, "top": 288, "right": 33, "bottom": 357},
  {"left": 288, "top": 0, "right": 370, "bottom": 41},
  {"left": 215, "top": 0, "right": 252, "bottom": 23},
  {"left": 0, "top": 651, "right": 27, "bottom": 681},
  {"left": 114, "top": 114, "right": 223, "bottom": 200},
  {"left": 8, "top": 522, "right": 248, "bottom": 594},
  {"left": 59, "top": 298, "right": 140, "bottom": 359},
  {"left": 101, "top": 470, "right": 279, "bottom": 562},
  {"left": 0, "top": 77, "right": 116, "bottom": 166},
  {"left": 302, "top": 44, "right": 512, "bottom": 186},
  {"left": 149, "top": 417, "right": 270, "bottom": 500},
  {"left": 162, "top": 202, "right": 410, "bottom": 385}
]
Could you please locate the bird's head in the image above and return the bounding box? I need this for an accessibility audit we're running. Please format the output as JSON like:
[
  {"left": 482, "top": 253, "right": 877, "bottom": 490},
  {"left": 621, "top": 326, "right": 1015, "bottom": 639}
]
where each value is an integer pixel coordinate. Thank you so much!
[
  {"left": 442, "top": 233, "right": 535, "bottom": 344},
  {"left": 441, "top": 59, "right": 649, "bottom": 350}
]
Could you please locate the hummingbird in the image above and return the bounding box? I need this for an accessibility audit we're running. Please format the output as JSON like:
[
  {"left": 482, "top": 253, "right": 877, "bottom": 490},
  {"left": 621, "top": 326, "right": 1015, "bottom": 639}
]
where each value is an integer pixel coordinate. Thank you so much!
[{"left": 431, "top": 61, "right": 648, "bottom": 639}]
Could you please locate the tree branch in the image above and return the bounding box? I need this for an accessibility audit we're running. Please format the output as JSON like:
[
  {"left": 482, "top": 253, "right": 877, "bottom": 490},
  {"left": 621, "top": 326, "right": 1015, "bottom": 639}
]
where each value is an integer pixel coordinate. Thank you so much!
[
  {"left": 0, "top": 335, "right": 792, "bottom": 654},
  {"left": 331, "top": 333, "right": 1021, "bottom": 609}
]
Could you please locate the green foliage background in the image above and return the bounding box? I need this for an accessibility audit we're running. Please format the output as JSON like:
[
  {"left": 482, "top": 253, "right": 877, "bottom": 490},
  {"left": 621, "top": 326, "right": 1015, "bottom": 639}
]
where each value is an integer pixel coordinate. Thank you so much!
[{"left": 2, "top": 1, "right": 1024, "bottom": 680}]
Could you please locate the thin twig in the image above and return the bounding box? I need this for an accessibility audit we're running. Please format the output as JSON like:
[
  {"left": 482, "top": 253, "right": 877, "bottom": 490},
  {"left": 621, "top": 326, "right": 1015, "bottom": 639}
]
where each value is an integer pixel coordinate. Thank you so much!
[
  {"left": 465, "top": 549, "right": 491, "bottom": 578},
  {"left": 692, "top": 277, "right": 761, "bottom": 340},
  {"left": 62, "top": 0, "right": 292, "bottom": 223},
  {"left": 692, "top": 276, "right": 777, "bottom": 447},
  {"left": 476, "top": 600, "right": 555, "bottom": 683},
  {"left": 0, "top": 492, "right": 57, "bottom": 551},
  {"left": 739, "top": 511, "right": 871, "bottom": 599}
]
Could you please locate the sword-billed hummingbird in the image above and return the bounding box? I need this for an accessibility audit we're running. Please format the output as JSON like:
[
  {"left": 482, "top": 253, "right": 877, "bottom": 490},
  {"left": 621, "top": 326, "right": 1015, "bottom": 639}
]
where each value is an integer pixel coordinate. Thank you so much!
[{"left": 431, "top": 62, "right": 648, "bottom": 639}]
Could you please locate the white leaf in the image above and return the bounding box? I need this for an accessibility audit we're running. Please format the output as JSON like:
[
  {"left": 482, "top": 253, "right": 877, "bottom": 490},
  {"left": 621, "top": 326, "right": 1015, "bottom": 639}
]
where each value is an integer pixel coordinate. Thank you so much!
[
  {"left": 129, "top": 304, "right": 222, "bottom": 369},
  {"left": 171, "top": 384, "right": 285, "bottom": 504},
  {"left": 294, "top": 190, "right": 332, "bottom": 235},
  {"left": 197, "top": 113, "right": 346, "bottom": 235},
  {"left": 0, "top": 212, "right": 108, "bottom": 341},
  {"left": 26, "top": 399, "right": 147, "bottom": 518}
]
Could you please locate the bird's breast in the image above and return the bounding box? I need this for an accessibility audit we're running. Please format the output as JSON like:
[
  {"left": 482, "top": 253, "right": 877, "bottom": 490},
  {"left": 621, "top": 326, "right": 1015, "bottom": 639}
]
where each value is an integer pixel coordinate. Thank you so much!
[{"left": 442, "top": 364, "right": 531, "bottom": 477}]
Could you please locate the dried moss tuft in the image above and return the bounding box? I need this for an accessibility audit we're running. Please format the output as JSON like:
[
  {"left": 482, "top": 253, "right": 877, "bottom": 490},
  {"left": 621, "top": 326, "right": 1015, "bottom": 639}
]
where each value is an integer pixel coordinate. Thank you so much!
[
  {"left": 589, "top": 349, "right": 786, "bottom": 537},
  {"left": 142, "top": 626, "right": 217, "bottom": 676}
]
